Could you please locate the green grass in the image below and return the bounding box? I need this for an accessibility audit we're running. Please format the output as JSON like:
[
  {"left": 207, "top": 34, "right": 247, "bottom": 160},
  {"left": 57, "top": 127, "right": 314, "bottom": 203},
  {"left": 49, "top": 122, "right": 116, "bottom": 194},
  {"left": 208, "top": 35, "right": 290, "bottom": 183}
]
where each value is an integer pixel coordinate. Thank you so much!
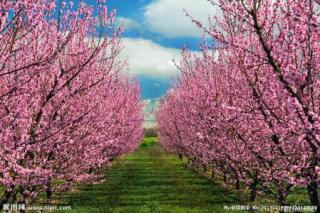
[
  {"left": 0, "top": 137, "right": 313, "bottom": 212},
  {"left": 50, "top": 137, "right": 313, "bottom": 212},
  {"left": 53, "top": 137, "right": 245, "bottom": 212}
]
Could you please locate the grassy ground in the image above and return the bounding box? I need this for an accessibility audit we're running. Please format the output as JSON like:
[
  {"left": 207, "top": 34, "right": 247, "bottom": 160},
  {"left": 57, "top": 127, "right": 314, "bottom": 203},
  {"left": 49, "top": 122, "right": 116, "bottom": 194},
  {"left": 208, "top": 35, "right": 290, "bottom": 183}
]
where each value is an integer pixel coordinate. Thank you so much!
[
  {"left": 53, "top": 137, "right": 246, "bottom": 212},
  {"left": 51, "top": 137, "right": 312, "bottom": 212}
]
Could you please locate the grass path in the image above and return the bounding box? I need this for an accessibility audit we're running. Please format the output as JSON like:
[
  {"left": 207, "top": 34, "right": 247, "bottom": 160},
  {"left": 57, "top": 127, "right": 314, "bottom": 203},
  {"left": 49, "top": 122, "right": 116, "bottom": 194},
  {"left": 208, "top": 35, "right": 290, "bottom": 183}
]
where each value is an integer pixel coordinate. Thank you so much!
[{"left": 56, "top": 137, "right": 244, "bottom": 212}]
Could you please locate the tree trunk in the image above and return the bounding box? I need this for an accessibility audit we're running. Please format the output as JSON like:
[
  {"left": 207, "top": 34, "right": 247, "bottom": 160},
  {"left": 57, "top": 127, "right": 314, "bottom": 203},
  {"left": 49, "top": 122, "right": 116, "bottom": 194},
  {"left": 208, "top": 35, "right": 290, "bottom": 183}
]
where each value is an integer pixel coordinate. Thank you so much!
[
  {"left": 178, "top": 154, "right": 183, "bottom": 160},
  {"left": 211, "top": 170, "right": 215, "bottom": 180},
  {"left": 278, "top": 194, "right": 287, "bottom": 213},
  {"left": 307, "top": 180, "right": 320, "bottom": 213},
  {"left": 18, "top": 199, "right": 26, "bottom": 213},
  {"left": 0, "top": 190, "right": 13, "bottom": 210},
  {"left": 250, "top": 181, "right": 258, "bottom": 202},
  {"left": 223, "top": 172, "right": 228, "bottom": 183},
  {"left": 46, "top": 179, "right": 52, "bottom": 204},
  {"left": 235, "top": 179, "right": 240, "bottom": 190},
  {"left": 187, "top": 158, "right": 194, "bottom": 169},
  {"left": 202, "top": 164, "right": 207, "bottom": 173}
]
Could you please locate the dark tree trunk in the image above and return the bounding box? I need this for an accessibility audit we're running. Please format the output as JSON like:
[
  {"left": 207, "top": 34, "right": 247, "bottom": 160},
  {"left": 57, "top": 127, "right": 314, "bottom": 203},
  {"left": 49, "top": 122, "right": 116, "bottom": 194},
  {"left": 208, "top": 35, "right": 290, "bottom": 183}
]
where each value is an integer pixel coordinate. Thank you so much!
[
  {"left": 11, "top": 192, "right": 17, "bottom": 204},
  {"left": 278, "top": 194, "right": 287, "bottom": 213},
  {"left": 187, "top": 159, "right": 194, "bottom": 169},
  {"left": 211, "top": 170, "right": 216, "bottom": 182},
  {"left": 250, "top": 181, "right": 258, "bottom": 202},
  {"left": 178, "top": 154, "right": 183, "bottom": 160},
  {"left": 0, "top": 190, "right": 13, "bottom": 210},
  {"left": 202, "top": 164, "right": 207, "bottom": 173},
  {"left": 235, "top": 179, "right": 240, "bottom": 190},
  {"left": 223, "top": 172, "right": 228, "bottom": 183},
  {"left": 307, "top": 180, "right": 320, "bottom": 213},
  {"left": 46, "top": 179, "right": 52, "bottom": 204}
]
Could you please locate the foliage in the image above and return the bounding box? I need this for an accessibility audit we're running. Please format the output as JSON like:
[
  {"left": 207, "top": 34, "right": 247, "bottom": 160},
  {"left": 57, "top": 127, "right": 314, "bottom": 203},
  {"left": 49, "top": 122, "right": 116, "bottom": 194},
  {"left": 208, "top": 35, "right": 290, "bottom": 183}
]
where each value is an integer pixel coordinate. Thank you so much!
[
  {"left": 157, "top": 0, "right": 320, "bottom": 209},
  {"left": 0, "top": 0, "right": 143, "bottom": 207}
]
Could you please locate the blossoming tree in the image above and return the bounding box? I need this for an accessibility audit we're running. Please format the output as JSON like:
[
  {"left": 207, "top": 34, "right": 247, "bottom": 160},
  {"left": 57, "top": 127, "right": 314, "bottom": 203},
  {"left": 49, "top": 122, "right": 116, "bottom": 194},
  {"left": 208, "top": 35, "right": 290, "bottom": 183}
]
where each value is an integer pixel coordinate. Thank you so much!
[
  {"left": 0, "top": 0, "right": 143, "bottom": 207},
  {"left": 157, "top": 0, "right": 320, "bottom": 209}
]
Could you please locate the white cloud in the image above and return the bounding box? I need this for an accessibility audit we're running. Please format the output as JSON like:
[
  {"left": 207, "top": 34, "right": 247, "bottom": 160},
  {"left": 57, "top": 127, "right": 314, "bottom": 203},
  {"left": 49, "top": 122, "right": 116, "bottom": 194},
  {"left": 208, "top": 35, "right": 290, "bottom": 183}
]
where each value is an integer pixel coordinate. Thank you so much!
[
  {"left": 115, "top": 17, "right": 141, "bottom": 31},
  {"left": 144, "top": 0, "right": 220, "bottom": 38},
  {"left": 120, "top": 37, "right": 182, "bottom": 78},
  {"left": 143, "top": 98, "right": 160, "bottom": 127}
]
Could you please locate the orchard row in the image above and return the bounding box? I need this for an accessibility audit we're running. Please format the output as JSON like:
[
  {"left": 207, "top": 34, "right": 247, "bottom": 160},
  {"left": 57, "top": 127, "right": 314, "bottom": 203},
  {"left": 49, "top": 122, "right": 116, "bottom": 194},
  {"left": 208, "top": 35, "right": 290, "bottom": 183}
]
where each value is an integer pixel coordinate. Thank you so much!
[
  {"left": 0, "top": 0, "right": 143, "bottom": 207},
  {"left": 157, "top": 0, "right": 320, "bottom": 210}
]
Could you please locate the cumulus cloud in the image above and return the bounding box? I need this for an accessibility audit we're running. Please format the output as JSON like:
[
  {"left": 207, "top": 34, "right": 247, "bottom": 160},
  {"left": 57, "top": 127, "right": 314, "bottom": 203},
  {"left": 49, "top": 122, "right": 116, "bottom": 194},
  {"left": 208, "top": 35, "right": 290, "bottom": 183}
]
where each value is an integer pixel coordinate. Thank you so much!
[
  {"left": 144, "top": 0, "right": 220, "bottom": 38},
  {"left": 115, "top": 17, "right": 141, "bottom": 31},
  {"left": 143, "top": 98, "right": 160, "bottom": 127},
  {"left": 120, "top": 38, "right": 182, "bottom": 78}
]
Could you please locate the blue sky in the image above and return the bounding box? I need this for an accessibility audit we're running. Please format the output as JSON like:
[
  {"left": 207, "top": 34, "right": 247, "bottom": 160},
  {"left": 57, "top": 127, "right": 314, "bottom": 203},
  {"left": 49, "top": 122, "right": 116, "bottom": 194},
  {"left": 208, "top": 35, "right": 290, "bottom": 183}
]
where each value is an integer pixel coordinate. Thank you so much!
[
  {"left": 107, "top": 0, "right": 201, "bottom": 51},
  {"left": 71, "top": 0, "right": 218, "bottom": 100},
  {"left": 69, "top": 0, "right": 220, "bottom": 126}
]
